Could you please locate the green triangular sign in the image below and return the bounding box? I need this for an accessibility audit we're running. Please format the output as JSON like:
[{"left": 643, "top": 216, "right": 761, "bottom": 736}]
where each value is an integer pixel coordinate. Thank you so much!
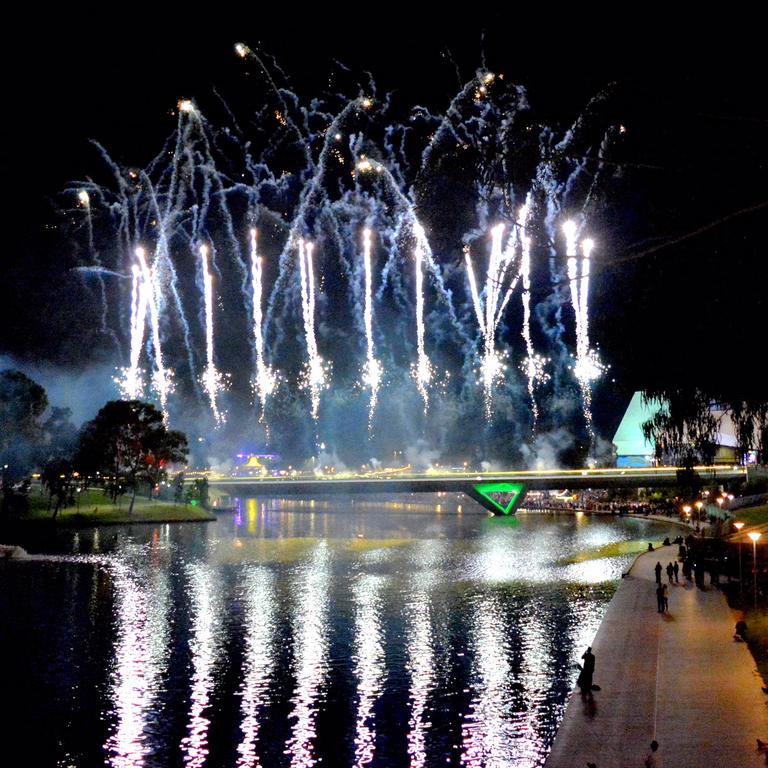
[{"left": 473, "top": 482, "right": 524, "bottom": 515}]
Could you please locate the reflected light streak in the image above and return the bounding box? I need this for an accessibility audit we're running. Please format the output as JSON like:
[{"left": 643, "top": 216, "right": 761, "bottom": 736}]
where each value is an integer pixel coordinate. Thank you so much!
[
  {"left": 460, "top": 593, "right": 517, "bottom": 767},
  {"left": 286, "top": 543, "right": 331, "bottom": 767},
  {"left": 352, "top": 575, "right": 386, "bottom": 766},
  {"left": 104, "top": 562, "right": 170, "bottom": 768},
  {"left": 181, "top": 564, "right": 223, "bottom": 768},
  {"left": 236, "top": 568, "right": 276, "bottom": 768},
  {"left": 406, "top": 571, "right": 436, "bottom": 768}
]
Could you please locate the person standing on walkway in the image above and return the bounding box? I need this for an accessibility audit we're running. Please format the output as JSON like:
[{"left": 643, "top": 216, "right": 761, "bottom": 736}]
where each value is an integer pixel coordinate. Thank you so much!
[
  {"left": 666, "top": 562, "right": 674, "bottom": 583},
  {"left": 643, "top": 739, "right": 660, "bottom": 767},
  {"left": 656, "top": 584, "right": 665, "bottom": 612},
  {"left": 575, "top": 646, "right": 595, "bottom": 697},
  {"left": 655, "top": 561, "right": 663, "bottom": 584},
  {"left": 662, "top": 583, "right": 669, "bottom": 612},
  {"left": 673, "top": 560, "right": 679, "bottom": 583}
]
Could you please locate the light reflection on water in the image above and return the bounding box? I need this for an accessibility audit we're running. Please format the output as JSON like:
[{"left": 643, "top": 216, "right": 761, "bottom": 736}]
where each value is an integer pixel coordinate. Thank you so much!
[
  {"left": 286, "top": 542, "right": 331, "bottom": 768},
  {"left": 406, "top": 567, "right": 437, "bottom": 768},
  {"left": 351, "top": 574, "right": 386, "bottom": 767},
  {"left": 180, "top": 563, "right": 223, "bottom": 768},
  {"left": 104, "top": 557, "right": 170, "bottom": 768},
  {"left": 2, "top": 499, "right": 679, "bottom": 768},
  {"left": 235, "top": 567, "right": 275, "bottom": 768}
]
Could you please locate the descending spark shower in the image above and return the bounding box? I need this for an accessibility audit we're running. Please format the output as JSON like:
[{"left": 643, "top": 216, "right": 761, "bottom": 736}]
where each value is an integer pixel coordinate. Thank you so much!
[{"left": 72, "top": 43, "right": 616, "bottom": 462}]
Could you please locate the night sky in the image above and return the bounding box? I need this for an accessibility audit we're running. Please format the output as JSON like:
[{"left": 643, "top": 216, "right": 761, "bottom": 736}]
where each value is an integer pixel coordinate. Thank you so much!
[{"left": 2, "top": 12, "right": 766, "bottom": 441}]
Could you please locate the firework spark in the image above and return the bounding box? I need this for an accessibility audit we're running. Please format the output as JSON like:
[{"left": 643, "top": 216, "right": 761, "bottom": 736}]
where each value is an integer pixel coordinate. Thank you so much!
[
  {"left": 465, "top": 224, "right": 521, "bottom": 419},
  {"left": 199, "top": 245, "right": 226, "bottom": 425},
  {"left": 411, "top": 224, "right": 433, "bottom": 412},
  {"left": 135, "top": 247, "right": 172, "bottom": 417},
  {"left": 563, "top": 222, "right": 603, "bottom": 436},
  {"left": 361, "top": 229, "right": 382, "bottom": 432},
  {"left": 250, "top": 229, "right": 276, "bottom": 430},
  {"left": 298, "top": 239, "right": 328, "bottom": 420},
  {"left": 116, "top": 264, "right": 149, "bottom": 399}
]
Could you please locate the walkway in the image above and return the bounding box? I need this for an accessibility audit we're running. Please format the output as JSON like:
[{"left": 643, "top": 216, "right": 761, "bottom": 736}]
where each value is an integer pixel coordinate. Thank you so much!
[{"left": 545, "top": 544, "right": 768, "bottom": 767}]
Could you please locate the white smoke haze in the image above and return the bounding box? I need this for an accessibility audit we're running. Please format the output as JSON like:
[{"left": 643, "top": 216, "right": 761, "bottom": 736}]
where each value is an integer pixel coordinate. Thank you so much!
[
  {"left": 519, "top": 428, "right": 576, "bottom": 470},
  {"left": 316, "top": 449, "right": 350, "bottom": 474},
  {"left": 0, "top": 355, "right": 119, "bottom": 425},
  {"left": 206, "top": 455, "right": 234, "bottom": 475},
  {"left": 405, "top": 439, "right": 440, "bottom": 471}
]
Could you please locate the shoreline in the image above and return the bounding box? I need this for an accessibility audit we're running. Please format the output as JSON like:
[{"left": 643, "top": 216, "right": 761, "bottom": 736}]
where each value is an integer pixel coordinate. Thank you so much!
[{"left": 0, "top": 507, "right": 215, "bottom": 533}]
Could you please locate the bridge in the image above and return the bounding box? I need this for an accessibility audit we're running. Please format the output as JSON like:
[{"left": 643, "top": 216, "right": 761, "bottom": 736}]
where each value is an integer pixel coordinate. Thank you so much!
[{"left": 205, "top": 465, "right": 748, "bottom": 516}]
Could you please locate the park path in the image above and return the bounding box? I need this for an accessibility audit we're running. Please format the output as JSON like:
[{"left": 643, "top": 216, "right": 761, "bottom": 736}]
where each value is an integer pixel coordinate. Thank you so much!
[{"left": 545, "top": 544, "right": 768, "bottom": 767}]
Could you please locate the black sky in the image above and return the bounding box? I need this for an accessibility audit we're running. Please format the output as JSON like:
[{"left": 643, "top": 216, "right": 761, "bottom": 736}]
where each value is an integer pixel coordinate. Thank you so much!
[{"left": 2, "top": 11, "right": 767, "bottom": 435}]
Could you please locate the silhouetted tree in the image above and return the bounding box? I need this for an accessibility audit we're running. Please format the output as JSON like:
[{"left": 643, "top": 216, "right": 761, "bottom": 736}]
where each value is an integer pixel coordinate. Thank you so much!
[
  {"left": 0, "top": 369, "right": 48, "bottom": 480},
  {"left": 76, "top": 400, "right": 188, "bottom": 514}
]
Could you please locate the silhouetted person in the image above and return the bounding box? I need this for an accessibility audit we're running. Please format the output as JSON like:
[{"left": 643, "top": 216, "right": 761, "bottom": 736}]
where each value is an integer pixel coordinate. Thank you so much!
[
  {"left": 655, "top": 561, "right": 663, "bottom": 583},
  {"left": 666, "top": 562, "right": 674, "bottom": 583},
  {"left": 576, "top": 646, "right": 595, "bottom": 698},
  {"left": 662, "top": 583, "right": 669, "bottom": 612},
  {"left": 656, "top": 584, "right": 665, "bottom": 613},
  {"left": 673, "top": 560, "right": 679, "bottom": 583},
  {"left": 644, "top": 739, "right": 659, "bottom": 767}
]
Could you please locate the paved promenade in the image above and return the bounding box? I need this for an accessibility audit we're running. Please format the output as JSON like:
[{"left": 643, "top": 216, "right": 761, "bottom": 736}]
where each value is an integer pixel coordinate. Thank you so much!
[{"left": 546, "top": 543, "right": 768, "bottom": 767}]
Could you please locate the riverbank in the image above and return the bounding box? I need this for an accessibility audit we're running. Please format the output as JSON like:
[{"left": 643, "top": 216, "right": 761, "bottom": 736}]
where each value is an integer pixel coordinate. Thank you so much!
[
  {"left": 1, "top": 493, "right": 215, "bottom": 528},
  {"left": 545, "top": 543, "right": 768, "bottom": 767}
]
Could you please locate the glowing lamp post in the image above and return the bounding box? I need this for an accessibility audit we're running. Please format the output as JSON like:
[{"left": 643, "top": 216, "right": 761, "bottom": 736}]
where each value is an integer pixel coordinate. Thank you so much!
[
  {"left": 695, "top": 500, "right": 704, "bottom": 529},
  {"left": 749, "top": 531, "right": 762, "bottom": 608},
  {"left": 734, "top": 522, "right": 745, "bottom": 597},
  {"left": 683, "top": 505, "right": 692, "bottom": 524}
]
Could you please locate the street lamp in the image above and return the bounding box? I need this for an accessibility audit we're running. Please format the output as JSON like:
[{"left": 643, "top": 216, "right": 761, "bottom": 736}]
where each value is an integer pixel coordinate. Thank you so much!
[
  {"left": 734, "top": 521, "right": 745, "bottom": 597},
  {"left": 749, "top": 531, "right": 762, "bottom": 608},
  {"left": 683, "top": 505, "right": 692, "bottom": 524}
]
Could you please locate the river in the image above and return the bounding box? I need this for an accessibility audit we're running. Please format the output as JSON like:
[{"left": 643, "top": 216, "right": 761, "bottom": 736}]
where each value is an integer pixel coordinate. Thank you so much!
[{"left": 0, "top": 496, "right": 678, "bottom": 767}]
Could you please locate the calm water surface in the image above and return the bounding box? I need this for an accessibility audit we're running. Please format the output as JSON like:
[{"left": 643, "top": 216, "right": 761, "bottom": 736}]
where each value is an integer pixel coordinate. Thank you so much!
[{"left": 0, "top": 496, "right": 677, "bottom": 767}]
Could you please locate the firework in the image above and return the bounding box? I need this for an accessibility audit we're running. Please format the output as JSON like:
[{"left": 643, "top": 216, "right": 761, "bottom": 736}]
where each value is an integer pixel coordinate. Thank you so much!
[
  {"left": 361, "top": 229, "right": 382, "bottom": 432},
  {"left": 411, "top": 224, "right": 433, "bottom": 412},
  {"left": 250, "top": 229, "right": 276, "bottom": 429},
  {"left": 117, "top": 264, "right": 148, "bottom": 399},
  {"left": 298, "top": 239, "right": 328, "bottom": 420},
  {"left": 135, "top": 247, "right": 172, "bottom": 417},
  {"left": 199, "top": 245, "right": 226, "bottom": 425},
  {"left": 465, "top": 224, "right": 520, "bottom": 420}
]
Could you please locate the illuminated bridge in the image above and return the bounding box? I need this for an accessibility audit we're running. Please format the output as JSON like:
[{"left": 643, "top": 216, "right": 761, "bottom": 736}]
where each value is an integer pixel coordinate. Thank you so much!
[{"left": 206, "top": 465, "right": 747, "bottom": 516}]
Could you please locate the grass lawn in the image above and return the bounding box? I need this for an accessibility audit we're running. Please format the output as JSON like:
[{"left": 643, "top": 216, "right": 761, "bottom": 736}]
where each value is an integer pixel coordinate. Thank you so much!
[
  {"left": 730, "top": 504, "right": 768, "bottom": 528},
  {"left": 10, "top": 489, "right": 215, "bottom": 525}
]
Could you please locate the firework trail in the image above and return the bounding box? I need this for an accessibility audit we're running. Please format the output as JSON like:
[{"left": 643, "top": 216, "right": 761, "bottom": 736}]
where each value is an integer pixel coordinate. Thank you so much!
[
  {"left": 70, "top": 47, "right": 618, "bottom": 456},
  {"left": 199, "top": 244, "right": 225, "bottom": 425},
  {"left": 412, "top": 223, "right": 433, "bottom": 412},
  {"left": 250, "top": 229, "right": 276, "bottom": 431},
  {"left": 517, "top": 200, "right": 547, "bottom": 426},
  {"left": 298, "top": 240, "right": 328, "bottom": 421},
  {"left": 77, "top": 188, "right": 121, "bottom": 353},
  {"left": 563, "top": 221, "right": 601, "bottom": 437},
  {"left": 361, "top": 229, "right": 382, "bottom": 432},
  {"left": 118, "top": 264, "right": 148, "bottom": 399},
  {"left": 135, "top": 247, "right": 172, "bottom": 417},
  {"left": 465, "top": 224, "right": 521, "bottom": 419}
]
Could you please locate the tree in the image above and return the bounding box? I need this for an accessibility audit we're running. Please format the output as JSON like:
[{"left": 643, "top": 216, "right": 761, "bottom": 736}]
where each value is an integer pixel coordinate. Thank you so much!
[
  {"left": 40, "top": 457, "right": 76, "bottom": 520},
  {"left": 172, "top": 471, "right": 185, "bottom": 504},
  {"left": 0, "top": 369, "right": 48, "bottom": 481},
  {"left": 75, "top": 400, "right": 188, "bottom": 515},
  {"left": 185, "top": 478, "right": 209, "bottom": 509}
]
